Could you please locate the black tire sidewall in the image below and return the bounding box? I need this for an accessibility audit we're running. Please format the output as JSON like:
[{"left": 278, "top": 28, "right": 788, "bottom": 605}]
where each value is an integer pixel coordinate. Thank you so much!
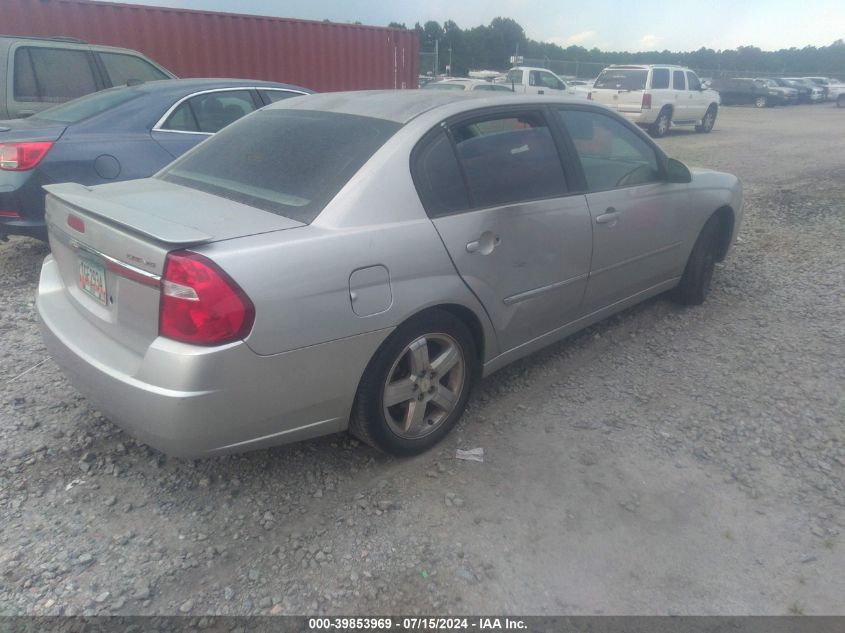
[
  {"left": 650, "top": 109, "right": 670, "bottom": 137},
  {"left": 353, "top": 310, "right": 478, "bottom": 456},
  {"left": 676, "top": 216, "right": 721, "bottom": 305}
]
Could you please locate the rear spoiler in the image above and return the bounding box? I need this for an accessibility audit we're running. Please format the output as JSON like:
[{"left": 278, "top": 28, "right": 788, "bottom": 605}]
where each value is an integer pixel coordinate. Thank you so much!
[{"left": 44, "top": 183, "right": 213, "bottom": 245}]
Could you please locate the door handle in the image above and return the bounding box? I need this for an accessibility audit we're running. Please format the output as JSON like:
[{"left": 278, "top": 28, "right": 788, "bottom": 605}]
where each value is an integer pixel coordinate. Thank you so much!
[
  {"left": 595, "top": 208, "right": 621, "bottom": 225},
  {"left": 538, "top": 89, "right": 544, "bottom": 95},
  {"left": 466, "top": 232, "right": 500, "bottom": 254}
]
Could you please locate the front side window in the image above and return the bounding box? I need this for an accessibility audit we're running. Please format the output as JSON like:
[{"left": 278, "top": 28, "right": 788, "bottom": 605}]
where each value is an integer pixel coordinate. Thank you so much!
[
  {"left": 539, "top": 72, "right": 564, "bottom": 90},
  {"left": 99, "top": 52, "right": 168, "bottom": 85},
  {"left": 557, "top": 109, "right": 661, "bottom": 192},
  {"left": 14, "top": 47, "right": 98, "bottom": 103},
  {"left": 673, "top": 70, "right": 686, "bottom": 90},
  {"left": 449, "top": 111, "right": 567, "bottom": 208},
  {"left": 160, "top": 109, "right": 401, "bottom": 223},
  {"left": 686, "top": 72, "right": 702, "bottom": 90},
  {"left": 651, "top": 68, "right": 670, "bottom": 89},
  {"left": 164, "top": 90, "right": 257, "bottom": 134}
]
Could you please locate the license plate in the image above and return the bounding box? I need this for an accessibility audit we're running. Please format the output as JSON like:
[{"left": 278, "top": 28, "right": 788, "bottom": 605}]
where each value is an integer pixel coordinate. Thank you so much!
[{"left": 78, "top": 258, "right": 108, "bottom": 305}]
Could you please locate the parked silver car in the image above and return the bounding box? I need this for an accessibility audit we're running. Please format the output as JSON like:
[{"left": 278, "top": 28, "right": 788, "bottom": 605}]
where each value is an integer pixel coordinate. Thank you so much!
[{"left": 37, "top": 91, "right": 743, "bottom": 457}]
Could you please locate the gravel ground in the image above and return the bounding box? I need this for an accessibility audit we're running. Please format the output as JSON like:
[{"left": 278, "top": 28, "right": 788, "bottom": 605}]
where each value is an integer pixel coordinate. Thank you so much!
[{"left": 1, "top": 104, "right": 844, "bottom": 616}]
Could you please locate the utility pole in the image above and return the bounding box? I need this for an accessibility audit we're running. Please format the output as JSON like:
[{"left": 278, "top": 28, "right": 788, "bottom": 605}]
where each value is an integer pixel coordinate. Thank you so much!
[
  {"left": 435, "top": 39, "right": 439, "bottom": 77},
  {"left": 449, "top": 45, "right": 452, "bottom": 77}
]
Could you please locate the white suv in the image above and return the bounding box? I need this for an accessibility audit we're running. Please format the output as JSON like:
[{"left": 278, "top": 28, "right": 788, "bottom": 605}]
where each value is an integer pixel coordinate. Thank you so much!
[{"left": 589, "top": 64, "right": 720, "bottom": 137}]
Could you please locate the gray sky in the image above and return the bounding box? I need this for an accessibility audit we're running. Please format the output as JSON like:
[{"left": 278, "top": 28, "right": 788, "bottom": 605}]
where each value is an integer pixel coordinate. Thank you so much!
[{"left": 107, "top": 0, "right": 845, "bottom": 51}]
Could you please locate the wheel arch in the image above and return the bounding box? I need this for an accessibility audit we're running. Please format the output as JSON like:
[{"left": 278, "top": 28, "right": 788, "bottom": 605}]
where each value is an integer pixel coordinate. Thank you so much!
[{"left": 711, "top": 205, "right": 735, "bottom": 261}]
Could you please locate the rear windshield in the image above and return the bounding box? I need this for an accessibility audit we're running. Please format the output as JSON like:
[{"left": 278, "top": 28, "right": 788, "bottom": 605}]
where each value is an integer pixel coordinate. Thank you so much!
[
  {"left": 159, "top": 109, "right": 401, "bottom": 224},
  {"left": 594, "top": 69, "right": 648, "bottom": 91},
  {"left": 30, "top": 87, "right": 142, "bottom": 123}
]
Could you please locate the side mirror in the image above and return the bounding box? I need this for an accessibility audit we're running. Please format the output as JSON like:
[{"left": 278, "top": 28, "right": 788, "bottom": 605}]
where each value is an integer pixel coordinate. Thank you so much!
[{"left": 666, "top": 158, "right": 692, "bottom": 184}]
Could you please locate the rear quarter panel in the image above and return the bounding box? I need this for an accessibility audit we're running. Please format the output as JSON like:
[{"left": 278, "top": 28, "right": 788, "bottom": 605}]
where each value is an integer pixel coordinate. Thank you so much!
[{"left": 197, "top": 125, "right": 498, "bottom": 361}]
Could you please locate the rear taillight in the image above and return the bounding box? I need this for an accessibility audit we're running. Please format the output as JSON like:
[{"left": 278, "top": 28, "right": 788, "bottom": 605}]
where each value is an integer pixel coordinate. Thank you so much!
[
  {"left": 0, "top": 210, "right": 20, "bottom": 218},
  {"left": 159, "top": 251, "right": 255, "bottom": 346},
  {"left": 642, "top": 93, "right": 652, "bottom": 109},
  {"left": 0, "top": 141, "right": 54, "bottom": 171}
]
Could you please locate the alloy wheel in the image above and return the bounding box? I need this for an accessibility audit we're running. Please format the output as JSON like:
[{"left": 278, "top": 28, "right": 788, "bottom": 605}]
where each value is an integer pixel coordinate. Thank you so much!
[{"left": 382, "top": 333, "right": 466, "bottom": 439}]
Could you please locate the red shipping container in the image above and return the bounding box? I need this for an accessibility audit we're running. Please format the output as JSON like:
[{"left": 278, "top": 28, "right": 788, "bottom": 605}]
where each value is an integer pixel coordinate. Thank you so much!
[{"left": 1, "top": 0, "right": 419, "bottom": 91}]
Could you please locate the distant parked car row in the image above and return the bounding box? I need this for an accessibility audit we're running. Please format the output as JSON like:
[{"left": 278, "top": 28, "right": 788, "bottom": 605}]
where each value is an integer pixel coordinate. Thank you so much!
[{"left": 711, "top": 76, "right": 844, "bottom": 108}]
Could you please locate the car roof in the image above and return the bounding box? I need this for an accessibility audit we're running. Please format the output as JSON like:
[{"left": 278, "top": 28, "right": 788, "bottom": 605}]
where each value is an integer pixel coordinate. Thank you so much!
[
  {"left": 605, "top": 64, "right": 688, "bottom": 70},
  {"left": 87, "top": 78, "right": 311, "bottom": 102},
  {"left": 269, "top": 89, "right": 597, "bottom": 124}
]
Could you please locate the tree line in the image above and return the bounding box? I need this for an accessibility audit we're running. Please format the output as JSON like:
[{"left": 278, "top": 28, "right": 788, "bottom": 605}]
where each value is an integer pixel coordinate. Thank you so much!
[{"left": 387, "top": 18, "right": 845, "bottom": 78}]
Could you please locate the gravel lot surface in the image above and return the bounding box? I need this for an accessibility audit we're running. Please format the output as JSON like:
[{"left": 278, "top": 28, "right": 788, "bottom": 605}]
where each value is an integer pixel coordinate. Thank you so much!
[{"left": 1, "top": 104, "right": 844, "bottom": 616}]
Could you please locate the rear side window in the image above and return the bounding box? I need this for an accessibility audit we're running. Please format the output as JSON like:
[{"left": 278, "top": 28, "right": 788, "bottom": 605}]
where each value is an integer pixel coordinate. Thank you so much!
[
  {"left": 14, "top": 47, "right": 98, "bottom": 103},
  {"left": 594, "top": 69, "right": 648, "bottom": 90},
  {"left": 651, "top": 68, "right": 670, "bottom": 89},
  {"left": 160, "top": 110, "right": 401, "bottom": 223},
  {"left": 673, "top": 70, "right": 686, "bottom": 90},
  {"left": 260, "top": 89, "right": 302, "bottom": 103},
  {"left": 412, "top": 130, "right": 470, "bottom": 217},
  {"left": 450, "top": 112, "right": 567, "bottom": 208},
  {"left": 164, "top": 90, "right": 258, "bottom": 134},
  {"left": 99, "top": 52, "right": 168, "bottom": 85}
]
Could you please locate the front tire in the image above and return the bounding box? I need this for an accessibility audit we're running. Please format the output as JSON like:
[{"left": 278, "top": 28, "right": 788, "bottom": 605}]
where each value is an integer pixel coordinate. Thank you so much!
[
  {"left": 695, "top": 105, "right": 718, "bottom": 133},
  {"left": 674, "top": 215, "right": 722, "bottom": 306},
  {"left": 349, "top": 309, "right": 477, "bottom": 456},
  {"left": 754, "top": 95, "right": 768, "bottom": 108},
  {"left": 649, "top": 108, "right": 671, "bottom": 137},
  {"left": 837, "top": 94, "right": 845, "bottom": 108}
]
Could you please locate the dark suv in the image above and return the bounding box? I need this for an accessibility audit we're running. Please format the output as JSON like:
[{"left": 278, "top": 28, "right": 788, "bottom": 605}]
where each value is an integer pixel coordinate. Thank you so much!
[
  {"left": 711, "top": 77, "right": 798, "bottom": 107},
  {"left": 0, "top": 35, "right": 175, "bottom": 119}
]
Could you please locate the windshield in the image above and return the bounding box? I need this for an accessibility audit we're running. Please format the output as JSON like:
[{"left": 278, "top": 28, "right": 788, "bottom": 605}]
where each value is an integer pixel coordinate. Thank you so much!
[
  {"left": 594, "top": 69, "right": 648, "bottom": 90},
  {"left": 505, "top": 70, "right": 523, "bottom": 85},
  {"left": 159, "top": 109, "right": 401, "bottom": 224},
  {"left": 29, "top": 87, "right": 143, "bottom": 124}
]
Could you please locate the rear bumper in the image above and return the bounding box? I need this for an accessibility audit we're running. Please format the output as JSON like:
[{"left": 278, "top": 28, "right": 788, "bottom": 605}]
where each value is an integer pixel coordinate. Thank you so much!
[
  {"left": 37, "top": 255, "right": 390, "bottom": 457},
  {"left": 0, "top": 170, "right": 47, "bottom": 240},
  {"left": 618, "top": 110, "right": 657, "bottom": 126}
]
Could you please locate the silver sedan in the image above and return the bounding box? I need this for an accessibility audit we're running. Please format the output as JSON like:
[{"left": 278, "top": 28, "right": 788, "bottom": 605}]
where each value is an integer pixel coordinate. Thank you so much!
[{"left": 37, "top": 91, "right": 743, "bottom": 457}]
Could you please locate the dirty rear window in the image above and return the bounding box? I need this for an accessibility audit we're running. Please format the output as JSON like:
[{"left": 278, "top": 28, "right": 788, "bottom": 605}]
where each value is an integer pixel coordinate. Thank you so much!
[
  {"left": 594, "top": 69, "right": 648, "bottom": 91},
  {"left": 29, "top": 86, "right": 142, "bottom": 123},
  {"left": 159, "top": 109, "right": 401, "bottom": 224}
]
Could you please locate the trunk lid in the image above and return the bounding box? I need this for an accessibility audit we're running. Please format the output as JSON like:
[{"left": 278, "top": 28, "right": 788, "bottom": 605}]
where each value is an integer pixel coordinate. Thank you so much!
[
  {"left": 0, "top": 117, "right": 67, "bottom": 142},
  {"left": 589, "top": 87, "right": 646, "bottom": 113},
  {"left": 43, "top": 179, "right": 304, "bottom": 354}
]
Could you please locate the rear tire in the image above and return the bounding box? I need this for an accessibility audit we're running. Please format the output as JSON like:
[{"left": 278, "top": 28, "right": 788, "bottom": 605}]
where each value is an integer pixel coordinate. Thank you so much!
[
  {"left": 837, "top": 94, "right": 845, "bottom": 108},
  {"left": 349, "top": 309, "right": 477, "bottom": 456},
  {"left": 649, "top": 108, "right": 671, "bottom": 137},
  {"left": 674, "top": 214, "right": 722, "bottom": 306},
  {"left": 695, "top": 105, "right": 717, "bottom": 133},
  {"left": 754, "top": 95, "right": 768, "bottom": 108}
]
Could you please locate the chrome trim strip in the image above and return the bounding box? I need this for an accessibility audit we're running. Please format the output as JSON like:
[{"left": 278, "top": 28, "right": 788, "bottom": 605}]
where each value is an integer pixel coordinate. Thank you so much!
[
  {"left": 50, "top": 223, "right": 161, "bottom": 284},
  {"left": 152, "top": 87, "right": 309, "bottom": 132},
  {"left": 590, "top": 241, "right": 683, "bottom": 277},
  {"left": 503, "top": 273, "right": 588, "bottom": 305}
]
